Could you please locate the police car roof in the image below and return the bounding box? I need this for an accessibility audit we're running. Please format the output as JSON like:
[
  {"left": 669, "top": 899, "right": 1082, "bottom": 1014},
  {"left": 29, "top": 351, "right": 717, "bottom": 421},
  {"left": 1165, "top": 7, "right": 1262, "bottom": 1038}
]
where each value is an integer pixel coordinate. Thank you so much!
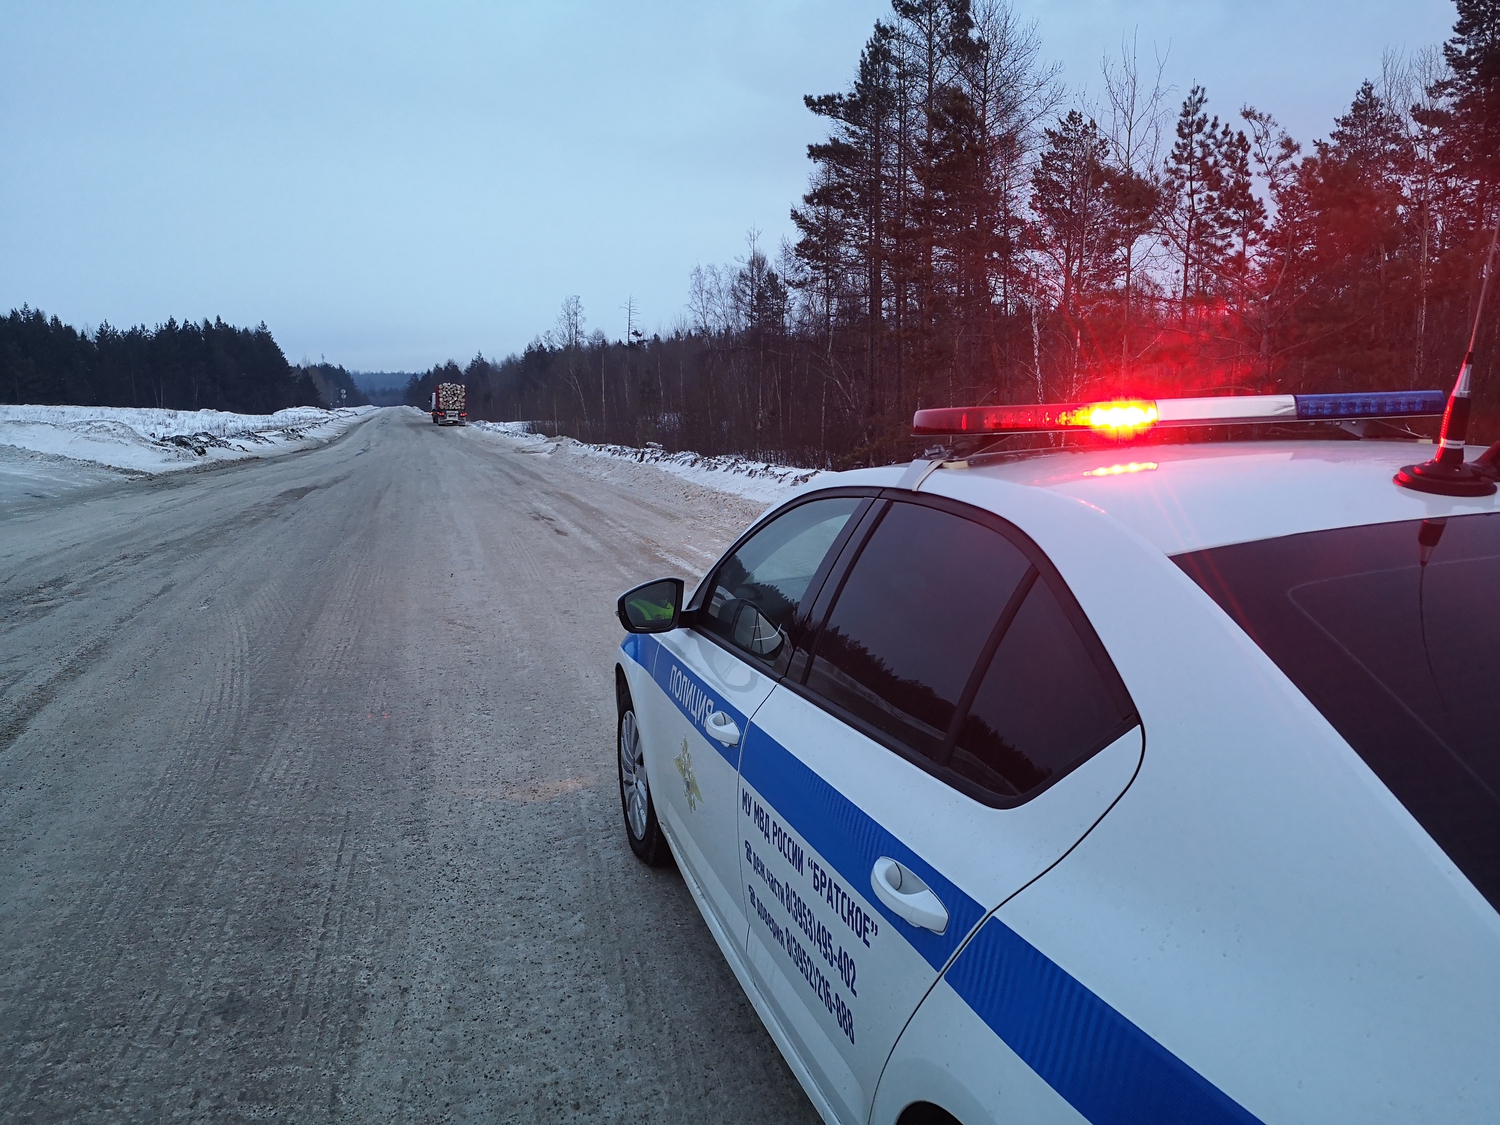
[{"left": 822, "top": 440, "right": 1500, "bottom": 556}]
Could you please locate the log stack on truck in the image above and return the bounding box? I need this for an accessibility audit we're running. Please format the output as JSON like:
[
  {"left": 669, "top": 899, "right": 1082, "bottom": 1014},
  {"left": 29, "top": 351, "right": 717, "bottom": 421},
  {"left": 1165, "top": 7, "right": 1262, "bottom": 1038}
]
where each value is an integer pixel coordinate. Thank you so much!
[{"left": 430, "top": 383, "right": 467, "bottom": 425}]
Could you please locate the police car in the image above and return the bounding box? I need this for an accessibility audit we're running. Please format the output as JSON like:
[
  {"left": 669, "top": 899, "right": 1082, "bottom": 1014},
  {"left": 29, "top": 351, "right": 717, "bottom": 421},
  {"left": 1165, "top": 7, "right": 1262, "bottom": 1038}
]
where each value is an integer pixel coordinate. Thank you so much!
[{"left": 612, "top": 390, "right": 1500, "bottom": 1125}]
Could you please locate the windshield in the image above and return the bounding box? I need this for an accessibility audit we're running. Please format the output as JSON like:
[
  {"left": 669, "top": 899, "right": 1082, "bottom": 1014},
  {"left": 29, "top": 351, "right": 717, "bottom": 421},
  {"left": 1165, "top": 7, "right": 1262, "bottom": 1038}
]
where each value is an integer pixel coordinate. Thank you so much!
[{"left": 1174, "top": 513, "right": 1500, "bottom": 913}]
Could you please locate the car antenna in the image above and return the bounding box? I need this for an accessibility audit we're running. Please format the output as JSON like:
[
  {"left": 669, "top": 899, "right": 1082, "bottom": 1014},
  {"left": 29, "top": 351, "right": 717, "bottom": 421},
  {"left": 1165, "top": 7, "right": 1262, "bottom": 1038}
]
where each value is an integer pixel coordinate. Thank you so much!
[{"left": 1396, "top": 223, "right": 1500, "bottom": 497}]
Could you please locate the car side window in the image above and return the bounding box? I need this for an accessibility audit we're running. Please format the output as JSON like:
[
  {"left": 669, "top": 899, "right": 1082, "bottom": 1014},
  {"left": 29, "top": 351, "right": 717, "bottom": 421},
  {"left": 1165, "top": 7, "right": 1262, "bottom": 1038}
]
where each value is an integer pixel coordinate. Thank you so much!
[
  {"left": 701, "top": 496, "right": 863, "bottom": 666},
  {"left": 804, "top": 501, "right": 1032, "bottom": 761},
  {"left": 949, "top": 577, "right": 1135, "bottom": 800},
  {"left": 803, "top": 497, "right": 1136, "bottom": 804}
]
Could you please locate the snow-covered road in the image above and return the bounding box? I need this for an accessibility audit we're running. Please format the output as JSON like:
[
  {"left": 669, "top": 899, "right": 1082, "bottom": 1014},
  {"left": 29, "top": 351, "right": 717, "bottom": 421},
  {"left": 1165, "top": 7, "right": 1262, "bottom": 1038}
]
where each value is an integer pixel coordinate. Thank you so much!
[{"left": 0, "top": 406, "right": 817, "bottom": 1122}]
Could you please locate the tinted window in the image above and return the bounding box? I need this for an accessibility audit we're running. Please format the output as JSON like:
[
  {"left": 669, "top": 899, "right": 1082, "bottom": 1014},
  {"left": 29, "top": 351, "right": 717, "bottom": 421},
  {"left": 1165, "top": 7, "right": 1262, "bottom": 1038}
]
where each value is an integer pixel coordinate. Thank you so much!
[
  {"left": 953, "top": 577, "right": 1136, "bottom": 798},
  {"left": 703, "top": 496, "right": 861, "bottom": 663},
  {"left": 1175, "top": 513, "right": 1500, "bottom": 912},
  {"left": 806, "top": 502, "right": 1032, "bottom": 760}
]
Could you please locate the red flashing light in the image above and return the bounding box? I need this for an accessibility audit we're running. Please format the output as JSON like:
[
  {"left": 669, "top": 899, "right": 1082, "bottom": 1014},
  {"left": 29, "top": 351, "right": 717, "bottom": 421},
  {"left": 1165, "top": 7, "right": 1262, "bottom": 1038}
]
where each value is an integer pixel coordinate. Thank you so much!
[
  {"left": 1081, "top": 402, "right": 1159, "bottom": 432},
  {"left": 912, "top": 400, "right": 1159, "bottom": 437}
]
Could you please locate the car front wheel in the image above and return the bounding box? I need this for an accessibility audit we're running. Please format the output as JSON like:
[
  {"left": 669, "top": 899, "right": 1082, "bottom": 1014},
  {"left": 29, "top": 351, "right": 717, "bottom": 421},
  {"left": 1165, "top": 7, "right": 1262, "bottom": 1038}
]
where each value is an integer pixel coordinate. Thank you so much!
[{"left": 618, "top": 695, "right": 668, "bottom": 865}]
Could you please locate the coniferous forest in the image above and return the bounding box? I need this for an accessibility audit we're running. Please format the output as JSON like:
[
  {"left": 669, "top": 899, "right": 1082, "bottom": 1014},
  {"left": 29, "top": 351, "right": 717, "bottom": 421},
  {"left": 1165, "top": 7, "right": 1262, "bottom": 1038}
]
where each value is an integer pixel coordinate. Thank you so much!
[
  {"left": 0, "top": 308, "right": 366, "bottom": 413},
  {"left": 414, "top": 0, "right": 1500, "bottom": 466}
]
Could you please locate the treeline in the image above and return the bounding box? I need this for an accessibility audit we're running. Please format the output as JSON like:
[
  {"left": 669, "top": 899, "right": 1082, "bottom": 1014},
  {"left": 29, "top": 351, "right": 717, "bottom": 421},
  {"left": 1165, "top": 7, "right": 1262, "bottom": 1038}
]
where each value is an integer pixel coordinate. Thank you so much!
[
  {"left": 0, "top": 306, "right": 367, "bottom": 413},
  {"left": 442, "top": 0, "right": 1500, "bottom": 465}
]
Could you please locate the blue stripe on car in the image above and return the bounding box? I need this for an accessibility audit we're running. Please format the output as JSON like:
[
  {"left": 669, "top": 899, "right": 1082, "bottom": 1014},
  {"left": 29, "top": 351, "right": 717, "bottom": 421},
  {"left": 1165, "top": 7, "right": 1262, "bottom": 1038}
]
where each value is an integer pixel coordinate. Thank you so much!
[
  {"left": 739, "top": 719, "right": 985, "bottom": 970},
  {"left": 619, "top": 635, "right": 1263, "bottom": 1125},
  {"left": 638, "top": 634, "right": 746, "bottom": 768},
  {"left": 619, "top": 632, "right": 652, "bottom": 674},
  {"left": 945, "top": 917, "right": 1263, "bottom": 1125}
]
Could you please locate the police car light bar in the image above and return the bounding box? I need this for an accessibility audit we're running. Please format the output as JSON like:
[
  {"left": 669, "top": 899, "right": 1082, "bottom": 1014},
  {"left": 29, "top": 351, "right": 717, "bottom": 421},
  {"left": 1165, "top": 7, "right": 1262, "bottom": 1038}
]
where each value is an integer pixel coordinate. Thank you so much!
[{"left": 911, "top": 390, "right": 1449, "bottom": 437}]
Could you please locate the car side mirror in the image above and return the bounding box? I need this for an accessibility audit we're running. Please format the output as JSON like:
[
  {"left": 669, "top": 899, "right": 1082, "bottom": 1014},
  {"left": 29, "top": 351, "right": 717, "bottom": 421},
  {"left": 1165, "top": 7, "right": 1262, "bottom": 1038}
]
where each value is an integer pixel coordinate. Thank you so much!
[{"left": 617, "top": 578, "right": 685, "bottom": 633}]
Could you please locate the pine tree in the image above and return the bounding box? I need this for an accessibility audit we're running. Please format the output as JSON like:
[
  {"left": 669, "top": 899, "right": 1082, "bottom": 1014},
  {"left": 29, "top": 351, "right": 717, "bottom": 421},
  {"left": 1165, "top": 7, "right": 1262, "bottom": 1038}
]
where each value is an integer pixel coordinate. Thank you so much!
[
  {"left": 1421, "top": 0, "right": 1500, "bottom": 223},
  {"left": 1260, "top": 82, "right": 1420, "bottom": 390},
  {"left": 1031, "top": 111, "right": 1160, "bottom": 393},
  {"left": 1416, "top": 0, "right": 1500, "bottom": 424},
  {"left": 1031, "top": 112, "right": 1113, "bottom": 324},
  {"left": 1162, "top": 86, "right": 1225, "bottom": 314},
  {"left": 1100, "top": 162, "right": 1160, "bottom": 386},
  {"left": 890, "top": 0, "right": 978, "bottom": 409},
  {"left": 797, "top": 22, "right": 901, "bottom": 419},
  {"left": 789, "top": 166, "right": 850, "bottom": 344},
  {"left": 1212, "top": 122, "right": 1266, "bottom": 330}
]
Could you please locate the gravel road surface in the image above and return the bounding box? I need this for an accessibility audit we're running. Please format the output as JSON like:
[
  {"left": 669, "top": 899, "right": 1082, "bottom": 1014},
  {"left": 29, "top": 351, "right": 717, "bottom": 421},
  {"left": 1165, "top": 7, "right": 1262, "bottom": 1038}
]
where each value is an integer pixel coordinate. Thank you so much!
[{"left": 0, "top": 407, "right": 819, "bottom": 1123}]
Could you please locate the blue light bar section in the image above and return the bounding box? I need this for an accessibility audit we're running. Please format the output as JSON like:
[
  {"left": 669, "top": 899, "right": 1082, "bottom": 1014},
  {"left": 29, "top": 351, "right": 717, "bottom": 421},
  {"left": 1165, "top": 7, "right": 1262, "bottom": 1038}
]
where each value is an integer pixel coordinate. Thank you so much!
[{"left": 1293, "top": 390, "right": 1447, "bottom": 419}]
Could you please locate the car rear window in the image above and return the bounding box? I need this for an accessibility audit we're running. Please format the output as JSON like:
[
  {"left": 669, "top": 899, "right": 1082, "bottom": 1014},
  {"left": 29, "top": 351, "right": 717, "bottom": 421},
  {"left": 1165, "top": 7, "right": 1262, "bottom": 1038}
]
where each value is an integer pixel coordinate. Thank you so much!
[
  {"left": 953, "top": 577, "right": 1134, "bottom": 799},
  {"left": 1174, "top": 513, "right": 1500, "bottom": 913},
  {"left": 802, "top": 498, "right": 1137, "bottom": 804}
]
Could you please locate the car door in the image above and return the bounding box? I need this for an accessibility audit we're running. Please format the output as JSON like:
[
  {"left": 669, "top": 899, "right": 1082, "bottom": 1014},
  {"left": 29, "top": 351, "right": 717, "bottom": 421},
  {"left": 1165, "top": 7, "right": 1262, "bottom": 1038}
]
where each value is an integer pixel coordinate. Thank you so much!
[
  {"left": 736, "top": 494, "right": 1144, "bottom": 1125},
  {"left": 639, "top": 493, "right": 868, "bottom": 946}
]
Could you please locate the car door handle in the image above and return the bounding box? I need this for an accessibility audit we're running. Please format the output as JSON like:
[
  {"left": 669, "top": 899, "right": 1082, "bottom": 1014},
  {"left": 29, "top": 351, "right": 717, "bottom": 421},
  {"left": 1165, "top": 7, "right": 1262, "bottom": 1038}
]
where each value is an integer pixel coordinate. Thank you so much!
[
  {"left": 870, "top": 857, "right": 948, "bottom": 934},
  {"left": 705, "top": 711, "right": 740, "bottom": 746}
]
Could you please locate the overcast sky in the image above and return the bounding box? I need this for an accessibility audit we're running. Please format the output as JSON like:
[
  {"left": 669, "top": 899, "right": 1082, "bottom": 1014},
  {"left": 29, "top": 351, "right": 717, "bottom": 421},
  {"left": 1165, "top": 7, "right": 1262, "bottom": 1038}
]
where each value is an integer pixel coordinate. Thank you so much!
[{"left": 1, "top": 0, "right": 1458, "bottom": 372}]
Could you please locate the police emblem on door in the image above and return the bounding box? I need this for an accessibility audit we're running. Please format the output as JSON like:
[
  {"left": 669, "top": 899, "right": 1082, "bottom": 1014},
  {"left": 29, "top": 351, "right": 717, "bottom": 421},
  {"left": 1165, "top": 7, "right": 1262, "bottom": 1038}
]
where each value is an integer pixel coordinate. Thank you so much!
[{"left": 675, "top": 739, "right": 703, "bottom": 811}]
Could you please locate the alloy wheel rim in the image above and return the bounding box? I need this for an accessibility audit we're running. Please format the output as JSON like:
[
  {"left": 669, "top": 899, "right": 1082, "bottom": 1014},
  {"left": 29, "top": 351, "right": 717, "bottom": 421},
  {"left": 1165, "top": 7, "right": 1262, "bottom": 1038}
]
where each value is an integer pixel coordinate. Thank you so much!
[{"left": 620, "top": 711, "right": 648, "bottom": 839}]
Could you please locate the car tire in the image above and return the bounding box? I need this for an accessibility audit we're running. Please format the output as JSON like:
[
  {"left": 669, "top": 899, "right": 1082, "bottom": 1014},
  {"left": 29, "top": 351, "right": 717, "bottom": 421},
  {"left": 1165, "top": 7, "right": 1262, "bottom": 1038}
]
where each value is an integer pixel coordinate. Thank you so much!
[{"left": 618, "top": 692, "right": 669, "bottom": 866}]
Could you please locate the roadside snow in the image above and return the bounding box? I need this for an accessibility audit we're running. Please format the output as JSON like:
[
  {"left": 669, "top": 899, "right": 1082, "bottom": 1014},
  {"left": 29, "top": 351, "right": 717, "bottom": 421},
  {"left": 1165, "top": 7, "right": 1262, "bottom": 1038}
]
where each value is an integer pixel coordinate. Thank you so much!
[
  {"left": 0, "top": 404, "right": 376, "bottom": 474},
  {"left": 469, "top": 420, "right": 827, "bottom": 503}
]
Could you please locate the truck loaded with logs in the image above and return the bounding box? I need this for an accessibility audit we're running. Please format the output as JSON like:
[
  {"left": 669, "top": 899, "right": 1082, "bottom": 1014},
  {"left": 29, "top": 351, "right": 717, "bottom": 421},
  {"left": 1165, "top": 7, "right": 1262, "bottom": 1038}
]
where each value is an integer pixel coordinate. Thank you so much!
[{"left": 430, "top": 383, "right": 467, "bottom": 425}]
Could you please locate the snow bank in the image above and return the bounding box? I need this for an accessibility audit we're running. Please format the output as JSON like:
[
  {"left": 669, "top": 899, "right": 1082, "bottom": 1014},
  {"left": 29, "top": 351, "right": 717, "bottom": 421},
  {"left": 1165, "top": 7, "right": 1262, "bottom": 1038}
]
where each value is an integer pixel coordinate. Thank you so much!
[
  {"left": 0, "top": 404, "right": 376, "bottom": 474},
  {"left": 469, "top": 420, "right": 827, "bottom": 503}
]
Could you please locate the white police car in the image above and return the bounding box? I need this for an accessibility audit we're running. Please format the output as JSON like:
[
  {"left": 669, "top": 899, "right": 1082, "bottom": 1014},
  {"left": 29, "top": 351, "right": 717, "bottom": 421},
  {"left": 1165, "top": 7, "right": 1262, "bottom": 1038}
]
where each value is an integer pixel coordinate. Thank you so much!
[{"left": 612, "top": 391, "right": 1500, "bottom": 1125}]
